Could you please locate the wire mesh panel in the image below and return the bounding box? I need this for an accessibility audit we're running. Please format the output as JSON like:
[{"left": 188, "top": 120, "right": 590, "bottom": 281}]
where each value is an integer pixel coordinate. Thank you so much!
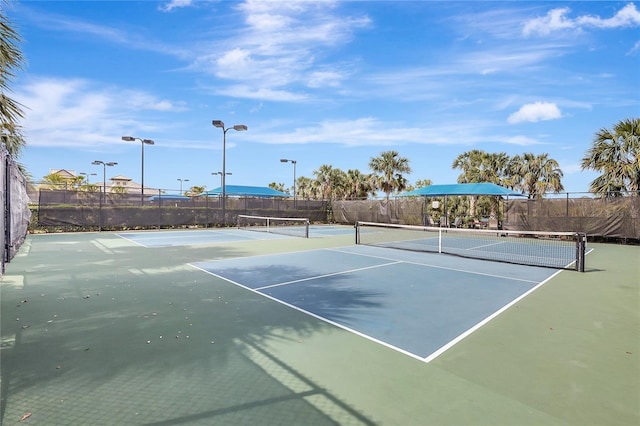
[
  {"left": 356, "top": 221, "right": 586, "bottom": 271},
  {"left": 237, "top": 214, "right": 310, "bottom": 238}
]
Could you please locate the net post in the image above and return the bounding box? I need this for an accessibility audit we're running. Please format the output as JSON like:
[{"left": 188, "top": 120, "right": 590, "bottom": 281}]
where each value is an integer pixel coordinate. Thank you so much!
[
  {"left": 305, "top": 220, "right": 309, "bottom": 238},
  {"left": 438, "top": 228, "right": 443, "bottom": 253},
  {"left": 355, "top": 221, "right": 360, "bottom": 245},
  {"left": 576, "top": 233, "right": 586, "bottom": 272}
]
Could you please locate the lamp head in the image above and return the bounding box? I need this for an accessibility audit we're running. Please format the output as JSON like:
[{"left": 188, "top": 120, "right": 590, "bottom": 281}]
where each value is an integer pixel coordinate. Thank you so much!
[
  {"left": 212, "top": 120, "right": 224, "bottom": 128},
  {"left": 142, "top": 139, "right": 155, "bottom": 145},
  {"left": 121, "top": 136, "right": 135, "bottom": 141},
  {"left": 106, "top": 162, "right": 118, "bottom": 166},
  {"left": 232, "top": 124, "right": 248, "bottom": 132},
  {"left": 92, "top": 160, "right": 103, "bottom": 165}
]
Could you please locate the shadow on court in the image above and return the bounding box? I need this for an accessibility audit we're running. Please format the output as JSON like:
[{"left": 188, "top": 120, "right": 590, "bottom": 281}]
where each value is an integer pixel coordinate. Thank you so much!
[
  {"left": 0, "top": 232, "right": 375, "bottom": 425},
  {"left": 193, "top": 246, "right": 556, "bottom": 360}
]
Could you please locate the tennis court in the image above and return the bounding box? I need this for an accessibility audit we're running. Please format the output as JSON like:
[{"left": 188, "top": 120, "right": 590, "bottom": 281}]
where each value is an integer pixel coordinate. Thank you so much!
[
  {"left": 117, "top": 225, "right": 351, "bottom": 247},
  {"left": 1, "top": 226, "right": 638, "bottom": 425},
  {"left": 192, "top": 246, "right": 558, "bottom": 361}
]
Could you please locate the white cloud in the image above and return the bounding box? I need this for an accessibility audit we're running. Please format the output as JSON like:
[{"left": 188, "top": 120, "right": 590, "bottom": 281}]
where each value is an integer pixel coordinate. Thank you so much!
[
  {"left": 577, "top": 3, "right": 640, "bottom": 29},
  {"left": 189, "top": 0, "right": 370, "bottom": 100},
  {"left": 215, "top": 85, "right": 309, "bottom": 102},
  {"left": 159, "top": 0, "right": 194, "bottom": 13},
  {"left": 501, "top": 135, "right": 543, "bottom": 146},
  {"left": 253, "top": 117, "right": 516, "bottom": 148},
  {"left": 523, "top": 3, "right": 640, "bottom": 36},
  {"left": 523, "top": 7, "right": 576, "bottom": 36},
  {"left": 15, "top": 77, "right": 183, "bottom": 147},
  {"left": 508, "top": 102, "right": 562, "bottom": 124}
]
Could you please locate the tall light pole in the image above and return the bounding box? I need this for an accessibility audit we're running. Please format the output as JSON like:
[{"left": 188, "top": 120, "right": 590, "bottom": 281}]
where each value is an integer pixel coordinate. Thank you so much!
[
  {"left": 280, "top": 158, "right": 297, "bottom": 207},
  {"left": 122, "top": 136, "right": 154, "bottom": 197},
  {"left": 212, "top": 172, "right": 232, "bottom": 189},
  {"left": 177, "top": 178, "right": 189, "bottom": 195},
  {"left": 91, "top": 161, "right": 118, "bottom": 195},
  {"left": 212, "top": 120, "right": 247, "bottom": 225},
  {"left": 92, "top": 161, "right": 117, "bottom": 231}
]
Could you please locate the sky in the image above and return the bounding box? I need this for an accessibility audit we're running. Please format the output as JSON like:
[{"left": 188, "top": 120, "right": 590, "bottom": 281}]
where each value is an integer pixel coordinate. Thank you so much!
[{"left": 6, "top": 0, "right": 640, "bottom": 195}]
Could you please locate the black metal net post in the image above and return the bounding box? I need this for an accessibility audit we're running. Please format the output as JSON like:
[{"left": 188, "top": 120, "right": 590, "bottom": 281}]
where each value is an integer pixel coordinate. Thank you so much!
[{"left": 576, "top": 232, "right": 587, "bottom": 272}]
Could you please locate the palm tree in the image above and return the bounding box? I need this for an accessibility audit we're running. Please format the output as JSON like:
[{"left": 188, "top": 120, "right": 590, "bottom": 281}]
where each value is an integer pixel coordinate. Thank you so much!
[
  {"left": 313, "top": 164, "right": 346, "bottom": 200},
  {"left": 452, "top": 150, "right": 509, "bottom": 216},
  {"left": 452, "top": 150, "right": 486, "bottom": 184},
  {"left": 414, "top": 179, "right": 433, "bottom": 188},
  {"left": 344, "top": 169, "right": 375, "bottom": 199},
  {"left": 368, "top": 150, "right": 412, "bottom": 199},
  {"left": 1, "top": 2, "right": 27, "bottom": 159},
  {"left": 581, "top": 118, "right": 640, "bottom": 197},
  {"left": 295, "top": 176, "right": 315, "bottom": 200},
  {"left": 509, "top": 153, "right": 564, "bottom": 199},
  {"left": 40, "top": 173, "right": 71, "bottom": 190},
  {"left": 185, "top": 185, "right": 205, "bottom": 196},
  {"left": 268, "top": 182, "right": 286, "bottom": 193}
]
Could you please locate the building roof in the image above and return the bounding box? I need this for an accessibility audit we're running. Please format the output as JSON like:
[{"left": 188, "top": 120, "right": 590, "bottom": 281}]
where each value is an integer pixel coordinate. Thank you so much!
[
  {"left": 202, "top": 185, "right": 291, "bottom": 198},
  {"left": 49, "top": 169, "right": 77, "bottom": 178},
  {"left": 402, "top": 183, "right": 525, "bottom": 197}
]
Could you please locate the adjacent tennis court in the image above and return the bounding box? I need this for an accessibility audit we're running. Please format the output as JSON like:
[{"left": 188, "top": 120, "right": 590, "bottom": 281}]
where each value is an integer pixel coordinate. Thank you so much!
[{"left": 117, "top": 225, "right": 351, "bottom": 247}]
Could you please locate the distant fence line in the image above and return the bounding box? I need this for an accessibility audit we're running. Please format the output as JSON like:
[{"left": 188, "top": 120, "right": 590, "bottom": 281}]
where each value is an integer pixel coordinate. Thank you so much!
[
  {"left": 2, "top": 145, "right": 31, "bottom": 275},
  {"left": 33, "top": 189, "right": 639, "bottom": 240},
  {"left": 36, "top": 190, "right": 329, "bottom": 230},
  {"left": 330, "top": 194, "right": 640, "bottom": 240}
]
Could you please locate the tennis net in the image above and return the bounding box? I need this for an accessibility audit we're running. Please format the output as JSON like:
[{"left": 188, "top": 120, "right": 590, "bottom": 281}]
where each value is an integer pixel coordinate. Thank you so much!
[
  {"left": 355, "top": 221, "right": 586, "bottom": 271},
  {"left": 237, "top": 214, "right": 310, "bottom": 238}
]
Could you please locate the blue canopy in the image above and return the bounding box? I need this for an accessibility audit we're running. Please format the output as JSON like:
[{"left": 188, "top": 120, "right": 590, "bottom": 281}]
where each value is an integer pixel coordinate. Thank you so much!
[
  {"left": 201, "top": 185, "right": 291, "bottom": 198},
  {"left": 402, "top": 183, "right": 525, "bottom": 197}
]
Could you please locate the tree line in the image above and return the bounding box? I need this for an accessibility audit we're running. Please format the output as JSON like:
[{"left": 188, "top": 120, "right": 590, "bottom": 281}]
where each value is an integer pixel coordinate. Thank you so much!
[{"left": 269, "top": 117, "right": 639, "bottom": 201}]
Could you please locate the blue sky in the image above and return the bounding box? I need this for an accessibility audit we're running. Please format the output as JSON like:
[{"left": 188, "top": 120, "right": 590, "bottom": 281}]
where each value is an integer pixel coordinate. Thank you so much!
[{"left": 8, "top": 0, "right": 640, "bottom": 195}]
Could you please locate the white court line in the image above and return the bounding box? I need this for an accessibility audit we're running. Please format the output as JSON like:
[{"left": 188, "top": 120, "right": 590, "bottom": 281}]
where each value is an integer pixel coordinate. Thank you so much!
[
  {"left": 116, "top": 234, "right": 148, "bottom": 247},
  {"left": 91, "top": 240, "right": 114, "bottom": 254},
  {"left": 188, "top": 247, "right": 560, "bottom": 364},
  {"left": 188, "top": 262, "right": 429, "bottom": 363},
  {"left": 465, "top": 240, "right": 508, "bottom": 250},
  {"left": 326, "top": 247, "right": 540, "bottom": 284},
  {"left": 423, "top": 269, "right": 564, "bottom": 363},
  {"left": 256, "top": 261, "right": 403, "bottom": 291}
]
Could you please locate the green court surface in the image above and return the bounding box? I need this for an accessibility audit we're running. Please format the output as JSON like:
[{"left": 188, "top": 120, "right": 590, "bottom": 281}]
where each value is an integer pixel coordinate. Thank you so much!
[{"left": 1, "top": 229, "right": 638, "bottom": 425}]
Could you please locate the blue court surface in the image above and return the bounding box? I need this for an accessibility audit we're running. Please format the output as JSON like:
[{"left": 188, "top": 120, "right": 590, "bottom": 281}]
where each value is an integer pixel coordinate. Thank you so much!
[
  {"left": 191, "top": 245, "right": 560, "bottom": 362},
  {"left": 117, "top": 225, "right": 351, "bottom": 247}
]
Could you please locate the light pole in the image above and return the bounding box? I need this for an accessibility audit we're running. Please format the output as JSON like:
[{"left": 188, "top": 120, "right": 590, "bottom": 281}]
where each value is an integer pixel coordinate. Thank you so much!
[
  {"left": 212, "top": 120, "right": 247, "bottom": 225},
  {"left": 212, "top": 171, "right": 232, "bottom": 189},
  {"left": 280, "top": 158, "right": 297, "bottom": 207},
  {"left": 177, "top": 178, "right": 189, "bottom": 195},
  {"left": 92, "top": 161, "right": 118, "bottom": 195},
  {"left": 122, "top": 136, "right": 155, "bottom": 197},
  {"left": 79, "top": 172, "right": 97, "bottom": 187},
  {"left": 92, "top": 161, "right": 117, "bottom": 231}
]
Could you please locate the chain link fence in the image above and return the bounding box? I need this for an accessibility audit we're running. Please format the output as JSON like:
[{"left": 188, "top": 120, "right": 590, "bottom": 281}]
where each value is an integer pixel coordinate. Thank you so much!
[
  {"left": 32, "top": 188, "right": 640, "bottom": 241},
  {"left": 331, "top": 193, "right": 640, "bottom": 241},
  {"left": 35, "top": 190, "right": 329, "bottom": 230},
  {"left": 1, "top": 145, "right": 31, "bottom": 274}
]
